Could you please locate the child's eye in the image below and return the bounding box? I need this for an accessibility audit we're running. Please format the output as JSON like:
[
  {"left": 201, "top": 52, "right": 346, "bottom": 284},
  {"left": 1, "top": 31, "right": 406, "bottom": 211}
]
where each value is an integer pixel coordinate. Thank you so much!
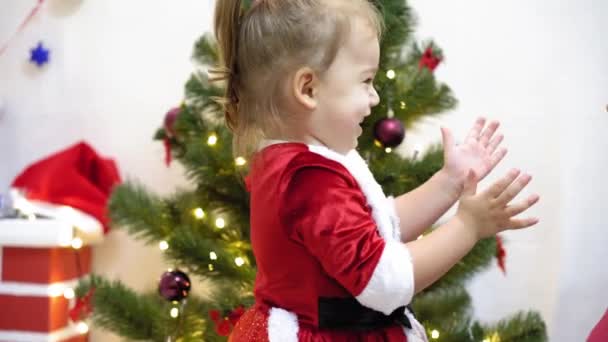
[{"left": 364, "top": 78, "right": 374, "bottom": 84}]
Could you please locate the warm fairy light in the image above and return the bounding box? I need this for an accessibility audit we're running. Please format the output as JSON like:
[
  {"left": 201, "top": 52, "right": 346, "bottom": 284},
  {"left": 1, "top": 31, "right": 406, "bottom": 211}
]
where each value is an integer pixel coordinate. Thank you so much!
[
  {"left": 170, "top": 307, "right": 180, "bottom": 318},
  {"left": 76, "top": 322, "right": 89, "bottom": 334},
  {"left": 235, "top": 257, "right": 245, "bottom": 267},
  {"left": 215, "top": 218, "right": 226, "bottom": 229},
  {"left": 207, "top": 134, "right": 218, "bottom": 146},
  {"left": 484, "top": 332, "right": 501, "bottom": 342},
  {"left": 431, "top": 329, "right": 440, "bottom": 339},
  {"left": 210, "top": 251, "right": 218, "bottom": 260},
  {"left": 374, "top": 140, "right": 382, "bottom": 147},
  {"left": 385, "top": 148, "right": 392, "bottom": 153},
  {"left": 235, "top": 157, "right": 247, "bottom": 166},
  {"left": 208, "top": 263, "right": 214, "bottom": 271},
  {"left": 400, "top": 101, "right": 406, "bottom": 109},
  {"left": 193, "top": 208, "right": 205, "bottom": 219},
  {"left": 71, "top": 237, "right": 83, "bottom": 249},
  {"left": 63, "top": 288, "right": 75, "bottom": 299},
  {"left": 386, "top": 69, "right": 396, "bottom": 79},
  {"left": 159, "top": 241, "right": 169, "bottom": 251}
]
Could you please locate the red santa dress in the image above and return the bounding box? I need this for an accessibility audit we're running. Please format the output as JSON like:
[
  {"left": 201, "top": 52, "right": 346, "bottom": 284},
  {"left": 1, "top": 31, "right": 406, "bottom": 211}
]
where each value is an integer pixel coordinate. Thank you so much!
[{"left": 230, "top": 141, "right": 427, "bottom": 342}]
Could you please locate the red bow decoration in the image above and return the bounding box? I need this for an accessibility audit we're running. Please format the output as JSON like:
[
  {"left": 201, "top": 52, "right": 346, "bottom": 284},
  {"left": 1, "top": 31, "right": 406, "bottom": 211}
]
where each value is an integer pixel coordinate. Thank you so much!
[
  {"left": 496, "top": 235, "right": 507, "bottom": 274},
  {"left": 209, "top": 305, "right": 246, "bottom": 336},
  {"left": 163, "top": 138, "right": 172, "bottom": 166},
  {"left": 69, "top": 288, "right": 95, "bottom": 322},
  {"left": 419, "top": 46, "right": 442, "bottom": 72}
]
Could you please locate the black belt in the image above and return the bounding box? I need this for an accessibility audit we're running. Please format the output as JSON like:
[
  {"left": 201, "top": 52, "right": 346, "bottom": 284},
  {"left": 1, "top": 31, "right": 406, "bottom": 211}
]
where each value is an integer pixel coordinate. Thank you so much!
[{"left": 318, "top": 297, "right": 413, "bottom": 331}]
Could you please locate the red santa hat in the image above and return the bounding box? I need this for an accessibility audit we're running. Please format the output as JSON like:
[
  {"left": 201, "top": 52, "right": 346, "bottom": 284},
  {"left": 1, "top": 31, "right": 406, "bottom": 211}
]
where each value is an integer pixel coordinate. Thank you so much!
[
  {"left": 10, "top": 141, "right": 121, "bottom": 243},
  {"left": 588, "top": 309, "right": 608, "bottom": 342}
]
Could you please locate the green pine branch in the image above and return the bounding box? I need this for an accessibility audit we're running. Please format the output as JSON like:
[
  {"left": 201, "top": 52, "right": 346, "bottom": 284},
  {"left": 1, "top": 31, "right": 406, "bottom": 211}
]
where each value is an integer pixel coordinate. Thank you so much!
[
  {"left": 108, "top": 181, "right": 174, "bottom": 244},
  {"left": 414, "top": 285, "right": 472, "bottom": 322},
  {"left": 166, "top": 224, "right": 256, "bottom": 282},
  {"left": 472, "top": 311, "right": 548, "bottom": 342},
  {"left": 427, "top": 237, "right": 498, "bottom": 292}
]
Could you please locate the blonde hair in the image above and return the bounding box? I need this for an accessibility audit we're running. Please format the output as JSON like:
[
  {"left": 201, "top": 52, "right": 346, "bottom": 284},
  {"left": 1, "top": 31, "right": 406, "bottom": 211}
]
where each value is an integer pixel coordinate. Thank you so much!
[{"left": 211, "top": 0, "right": 384, "bottom": 158}]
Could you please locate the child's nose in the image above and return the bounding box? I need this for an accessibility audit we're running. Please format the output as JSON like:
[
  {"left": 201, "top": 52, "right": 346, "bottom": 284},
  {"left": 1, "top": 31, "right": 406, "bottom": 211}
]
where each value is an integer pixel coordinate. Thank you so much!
[{"left": 370, "top": 86, "right": 380, "bottom": 107}]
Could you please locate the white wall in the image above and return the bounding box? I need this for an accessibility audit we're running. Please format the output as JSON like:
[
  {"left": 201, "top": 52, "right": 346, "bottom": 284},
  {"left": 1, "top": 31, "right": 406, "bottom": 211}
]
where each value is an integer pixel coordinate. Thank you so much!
[
  {"left": 407, "top": 0, "right": 608, "bottom": 340},
  {"left": 1, "top": 1, "right": 214, "bottom": 341},
  {"left": 1, "top": 0, "right": 606, "bottom": 341}
]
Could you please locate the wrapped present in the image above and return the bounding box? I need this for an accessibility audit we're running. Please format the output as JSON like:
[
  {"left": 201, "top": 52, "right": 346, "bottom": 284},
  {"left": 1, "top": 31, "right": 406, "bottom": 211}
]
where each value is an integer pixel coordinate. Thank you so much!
[{"left": 0, "top": 141, "right": 120, "bottom": 341}]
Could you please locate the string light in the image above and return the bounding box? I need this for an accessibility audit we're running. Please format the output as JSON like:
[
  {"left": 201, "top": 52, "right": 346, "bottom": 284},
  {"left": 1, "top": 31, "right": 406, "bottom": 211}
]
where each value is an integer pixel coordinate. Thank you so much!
[
  {"left": 208, "top": 263, "right": 214, "bottom": 271},
  {"left": 430, "top": 330, "right": 440, "bottom": 339},
  {"left": 484, "top": 332, "right": 501, "bottom": 342},
  {"left": 76, "top": 322, "right": 89, "bottom": 334},
  {"left": 235, "top": 257, "right": 245, "bottom": 267},
  {"left": 374, "top": 140, "right": 382, "bottom": 148},
  {"left": 207, "top": 134, "right": 218, "bottom": 146},
  {"left": 209, "top": 251, "right": 218, "bottom": 260},
  {"left": 386, "top": 69, "right": 396, "bottom": 79},
  {"left": 71, "top": 237, "right": 83, "bottom": 250},
  {"left": 400, "top": 101, "right": 406, "bottom": 109},
  {"left": 63, "top": 288, "right": 75, "bottom": 299},
  {"left": 215, "top": 218, "right": 226, "bottom": 229},
  {"left": 385, "top": 148, "right": 392, "bottom": 153},
  {"left": 170, "top": 307, "right": 180, "bottom": 318},
  {"left": 159, "top": 241, "right": 169, "bottom": 251},
  {"left": 193, "top": 208, "right": 205, "bottom": 219},
  {"left": 235, "top": 157, "right": 247, "bottom": 166}
]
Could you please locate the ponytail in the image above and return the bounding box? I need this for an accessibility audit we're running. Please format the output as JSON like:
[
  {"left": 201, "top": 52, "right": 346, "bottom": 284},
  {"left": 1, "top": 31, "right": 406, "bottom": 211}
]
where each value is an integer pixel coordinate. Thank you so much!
[{"left": 211, "top": 0, "right": 245, "bottom": 132}]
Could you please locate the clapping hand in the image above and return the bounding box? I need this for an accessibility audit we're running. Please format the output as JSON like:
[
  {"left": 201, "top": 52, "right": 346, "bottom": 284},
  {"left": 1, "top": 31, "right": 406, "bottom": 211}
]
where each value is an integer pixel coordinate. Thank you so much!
[{"left": 441, "top": 117, "right": 508, "bottom": 188}]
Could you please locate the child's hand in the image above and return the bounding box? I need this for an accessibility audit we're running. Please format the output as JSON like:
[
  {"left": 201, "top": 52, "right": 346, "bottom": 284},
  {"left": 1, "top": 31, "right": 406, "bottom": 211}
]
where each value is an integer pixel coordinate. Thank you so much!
[
  {"left": 441, "top": 117, "right": 508, "bottom": 191},
  {"left": 456, "top": 168, "right": 540, "bottom": 240}
]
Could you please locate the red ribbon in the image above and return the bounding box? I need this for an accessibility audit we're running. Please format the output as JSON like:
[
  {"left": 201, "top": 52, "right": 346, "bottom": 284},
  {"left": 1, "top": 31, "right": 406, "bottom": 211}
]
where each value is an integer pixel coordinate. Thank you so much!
[
  {"left": 69, "top": 287, "right": 95, "bottom": 322},
  {"left": 209, "top": 305, "right": 246, "bottom": 336},
  {"left": 0, "top": 0, "right": 46, "bottom": 56},
  {"left": 163, "top": 138, "right": 172, "bottom": 166},
  {"left": 496, "top": 235, "right": 507, "bottom": 274}
]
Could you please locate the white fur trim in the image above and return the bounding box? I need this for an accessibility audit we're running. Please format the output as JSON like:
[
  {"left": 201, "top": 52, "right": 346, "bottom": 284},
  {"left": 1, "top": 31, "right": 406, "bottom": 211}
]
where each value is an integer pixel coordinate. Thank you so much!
[
  {"left": 355, "top": 240, "right": 414, "bottom": 315},
  {"left": 268, "top": 307, "right": 299, "bottom": 342},
  {"left": 404, "top": 309, "right": 429, "bottom": 342}
]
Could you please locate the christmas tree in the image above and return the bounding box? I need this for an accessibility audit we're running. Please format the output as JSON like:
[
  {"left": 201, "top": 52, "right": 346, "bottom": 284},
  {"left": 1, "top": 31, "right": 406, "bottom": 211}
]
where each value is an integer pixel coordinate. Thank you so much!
[{"left": 76, "top": 0, "right": 547, "bottom": 340}]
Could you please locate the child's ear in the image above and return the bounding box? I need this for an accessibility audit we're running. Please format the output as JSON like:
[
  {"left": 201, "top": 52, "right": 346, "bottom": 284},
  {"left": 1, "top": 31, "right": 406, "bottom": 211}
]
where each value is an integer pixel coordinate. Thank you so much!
[{"left": 292, "top": 67, "right": 318, "bottom": 110}]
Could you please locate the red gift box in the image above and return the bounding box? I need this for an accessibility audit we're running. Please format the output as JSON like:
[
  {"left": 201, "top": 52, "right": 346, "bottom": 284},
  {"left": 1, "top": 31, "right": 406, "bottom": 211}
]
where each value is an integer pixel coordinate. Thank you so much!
[
  {"left": 0, "top": 225, "right": 92, "bottom": 342},
  {"left": 0, "top": 142, "right": 119, "bottom": 341}
]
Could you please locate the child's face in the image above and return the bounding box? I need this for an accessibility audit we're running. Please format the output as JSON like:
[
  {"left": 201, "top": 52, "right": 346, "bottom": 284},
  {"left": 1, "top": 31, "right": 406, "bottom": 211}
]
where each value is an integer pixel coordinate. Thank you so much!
[{"left": 311, "top": 18, "right": 380, "bottom": 154}]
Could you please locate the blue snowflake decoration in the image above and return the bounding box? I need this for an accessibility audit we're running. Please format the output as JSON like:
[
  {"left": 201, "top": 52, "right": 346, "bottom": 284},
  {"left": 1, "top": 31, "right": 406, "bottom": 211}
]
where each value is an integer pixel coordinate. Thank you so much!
[{"left": 30, "top": 41, "right": 50, "bottom": 67}]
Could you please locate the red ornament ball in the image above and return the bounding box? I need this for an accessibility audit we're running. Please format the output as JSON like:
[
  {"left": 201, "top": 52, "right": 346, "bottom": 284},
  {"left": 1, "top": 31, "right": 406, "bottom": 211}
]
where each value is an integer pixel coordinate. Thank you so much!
[
  {"left": 164, "top": 107, "right": 181, "bottom": 137},
  {"left": 158, "top": 269, "right": 191, "bottom": 302},
  {"left": 374, "top": 117, "right": 405, "bottom": 148}
]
